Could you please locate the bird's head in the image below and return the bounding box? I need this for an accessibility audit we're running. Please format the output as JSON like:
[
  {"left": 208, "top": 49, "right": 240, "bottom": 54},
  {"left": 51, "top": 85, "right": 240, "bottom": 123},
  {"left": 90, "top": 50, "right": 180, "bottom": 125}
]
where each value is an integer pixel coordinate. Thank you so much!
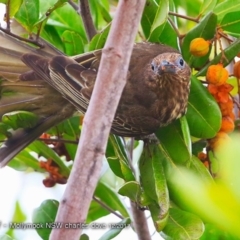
[{"left": 151, "top": 52, "right": 191, "bottom": 81}]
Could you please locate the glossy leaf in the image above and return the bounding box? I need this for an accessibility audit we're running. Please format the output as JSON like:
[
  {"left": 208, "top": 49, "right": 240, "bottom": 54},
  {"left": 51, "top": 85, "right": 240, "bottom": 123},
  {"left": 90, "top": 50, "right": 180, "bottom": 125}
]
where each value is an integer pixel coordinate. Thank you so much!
[
  {"left": 89, "top": 25, "right": 110, "bottom": 51},
  {"left": 106, "top": 135, "right": 135, "bottom": 182},
  {"left": 118, "top": 181, "right": 141, "bottom": 202},
  {"left": 213, "top": 0, "right": 240, "bottom": 22},
  {"left": 161, "top": 208, "right": 204, "bottom": 240},
  {"left": 80, "top": 234, "right": 89, "bottom": 240},
  {"left": 139, "top": 144, "right": 169, "bottom": 231},
  {"left": 15, "top": 0, "right": 39, "bottom": 32},
  {"left": 7, "top": 0, "right": 23, "bottom": 17},
  {"left": 29, "top": 141, "right": 70, "bottom": 177},
  {"left": 87, "top": 200, "right": 109, "bottom": 223},
  {"left": 199, "top": 0, "right": 217, "bottom": 16},
  {"left": 61, "top": 30, "right": 84, "bottom": 56},
  {"left": 148, "top": 0, "right": 169, "bottom": 42},
  {"left": 220, "top": 11, "right": 240, "bottom": 36},
  {"left": 7, "top": 148, "right": 44, "bottom": 172},
  {"left": 99, "top": 218, "right": 131, "bottom": 240},
  {"left": 141, "top": 0, "right": 158, "bottom": 38},
  {"left": 181, "top": 12, "right": 217, "bottom": 68},
  {"left": 2, "top": 111, "right": 39, "bottom": 130},
  {"left": 158, "top": 21, "right": 178, "bottom": 49},
  {"left": 32, "top": 199, "right": 59, "bottom": 240},
  {"left": 180, "top": 116, "right": 192, "bottom": 155},
  {"left": 156, "top": 120, "right": 191, "bottom": 166},
  {"left": 186, "top": 76, "right": 221, "bottom": 138},
  {"left": 94, "top": 181, "right": 129, "bottom": 221}
]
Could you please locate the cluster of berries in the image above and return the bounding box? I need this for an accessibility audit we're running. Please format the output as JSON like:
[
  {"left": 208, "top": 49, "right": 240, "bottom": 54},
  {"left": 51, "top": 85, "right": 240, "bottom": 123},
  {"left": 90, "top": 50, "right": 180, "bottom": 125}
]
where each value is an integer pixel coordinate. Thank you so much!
[{"left": 190, "top": 38, "right": 238, "bottom": 169}]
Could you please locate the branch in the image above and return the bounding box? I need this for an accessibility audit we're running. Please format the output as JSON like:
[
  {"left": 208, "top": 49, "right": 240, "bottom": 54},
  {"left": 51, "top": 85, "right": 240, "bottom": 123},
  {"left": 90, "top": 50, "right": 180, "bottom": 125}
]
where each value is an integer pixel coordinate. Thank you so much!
[
  {"left": 131, "top": 202, "right": 151, "bottom": 240},
  {"left": 49, "top": 0, "right": 146, "bottom": 239},
  {"left": 79, "top": 0, "right": 97, "bottom": 41}
]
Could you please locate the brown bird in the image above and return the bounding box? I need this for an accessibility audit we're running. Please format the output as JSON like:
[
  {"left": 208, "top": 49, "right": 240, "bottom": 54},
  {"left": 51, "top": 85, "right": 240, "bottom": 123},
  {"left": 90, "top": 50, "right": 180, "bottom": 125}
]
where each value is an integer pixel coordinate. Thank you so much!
[{"left": 0, "top": 31, "right": 191, "bottom": 167}]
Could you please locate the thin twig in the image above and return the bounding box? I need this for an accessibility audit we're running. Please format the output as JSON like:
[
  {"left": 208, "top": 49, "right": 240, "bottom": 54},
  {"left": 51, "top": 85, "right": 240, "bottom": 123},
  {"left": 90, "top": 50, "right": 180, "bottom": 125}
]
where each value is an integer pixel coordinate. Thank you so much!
[
  {"left": 93, "top": 196, "right": 124, "bottom": 220},
  {"left": 68, "top": 0, "right": 79, "bottom": 12},
  {"left": 0, "top": 26, "right": 44, "bottom": 47},
  {"left": 5, "top": 0, "right": 11, "bottom": 30},
  {"left": 130, "top": 202, "right": 151, "bottom": 240},
  {"left": 169, "top": 11, "right": 199, "bottom": 23},
  {"left": 38, "top": 138, "right": 79, "bottom": 144},
  {"left": 168, "top": 17, "right": 184, "bottom": 39},
  {"left": 79, "top": 0, "right": 97, "bottom": 41}
]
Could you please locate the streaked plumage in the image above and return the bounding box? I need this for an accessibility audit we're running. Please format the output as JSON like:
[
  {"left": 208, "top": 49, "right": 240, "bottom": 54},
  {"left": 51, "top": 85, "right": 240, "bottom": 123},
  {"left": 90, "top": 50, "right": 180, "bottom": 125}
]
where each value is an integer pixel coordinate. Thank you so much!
[{"left": 0, "top": 31, "right": 191, "bottom": 166}]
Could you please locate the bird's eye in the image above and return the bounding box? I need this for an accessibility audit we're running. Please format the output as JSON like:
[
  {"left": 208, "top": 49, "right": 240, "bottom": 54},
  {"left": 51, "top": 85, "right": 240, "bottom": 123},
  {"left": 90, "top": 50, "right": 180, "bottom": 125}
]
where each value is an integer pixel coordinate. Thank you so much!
[
  {"left": 151, "top": 62, "right": 155, "bottom": 71},
  {"left": 176, "top": 57, "right": 185, "bottom": 68}
]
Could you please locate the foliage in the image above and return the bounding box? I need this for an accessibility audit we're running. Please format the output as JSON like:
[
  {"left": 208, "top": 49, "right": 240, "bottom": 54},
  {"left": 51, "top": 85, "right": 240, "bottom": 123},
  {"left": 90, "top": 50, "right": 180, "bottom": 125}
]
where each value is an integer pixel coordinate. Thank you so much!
[{"left": 1, "top": 0, "right": 240, "bottom": 239}]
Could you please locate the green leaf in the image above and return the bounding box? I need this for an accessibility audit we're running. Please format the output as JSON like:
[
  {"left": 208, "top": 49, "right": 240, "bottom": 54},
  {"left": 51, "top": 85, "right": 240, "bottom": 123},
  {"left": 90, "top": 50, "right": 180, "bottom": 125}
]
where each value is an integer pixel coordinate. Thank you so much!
[
  {"left": 80, "top": 234, "right": 89, "bottom": 240},
  {"left": 87, "top": 200, "right": 109, "bottom": 223},
  {"left": 139, "top": 143, "right": 169, "bottom": 231},
  {"left": 106, "top": 135, "right": 135, "bottom": 182},
  {"left": 141, "top": 0, "right": 158, "bottom": 38},
  {"left": 165, "top": 146, "right": 240, "bottom": 239},
  {"left": 61, "top": 30, "right": 84, "bottom": 55},
  {"left": 196, "top": 38, "right": 240, "bottom": 76},
  {"left": 2, "top": 111, "right": 39, "bottom": 130},
  {"left": 89, "top": 25, "right": 110, "bottom": 51},
  {"left": 8, "top": 0, "right": 23, "bottom": 17},
  {"left": 148, "top": 0, "right": 169, "bottom": 42},
  {"left": 93, "top": 181, "right": 129, "bottom": 221},
  {"left": 213, "top": 0, "right": 240, "bottom": 22},
  {"left": 181, "top": 12, "right": 217, "bottom": 68},
  {"left": 40, "top": 0, "right": 87, "bottom": 41},
  {"left": 8, "top": 148, "right": 44, "bottom": 172},
  {"left": 201, "top": 223, "right": 239, "bottom": 240},
  {"left": 161, "top": 208, "right": 204, "bottom": 240},
  {"left": 32, "top": 199, "right": 59, "bottom": 240},
  {"left": 47, "top": 116, "right": 80, "bottom": 138},
  {"left": 15, "top": 0, "right": 39, "bottom": 32},
  {"left": 199, "top": 0, "right": 217, "bottom": 16},
  {"left": 0, "top": 122, "right": 12, "bottom": 138},
  {"left": 189, "top": 155, "right": 214, "bottom": 184},
  {"left": 180, "top": 116, "right": 192, "bottom": 155},
  {"left": 29, "top": 141, "right": 70, "bottom": 177},
  {"left": 220, "top": 11, "right": 240, "bottom": 36},
  {"left": 99, "top": 218, "right": 131, "bottom": 240},
  {"left": 158, "top": 21, "right": 178, "bottom": 49},
  {"left": 156, "top": 120, "right": 191, "bottom": 166},
  {"left": 118, "top": 181, "right": 141, "bottom": 202},
  {"left": 186, "top": 76, "right": 221, "bottom": 138}
]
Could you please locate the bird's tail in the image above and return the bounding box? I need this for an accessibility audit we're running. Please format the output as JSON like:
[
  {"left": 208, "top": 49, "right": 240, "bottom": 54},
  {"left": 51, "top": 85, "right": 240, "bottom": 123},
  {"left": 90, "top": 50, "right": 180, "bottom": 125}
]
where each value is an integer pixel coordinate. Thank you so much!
[{"left": 0, "top": 31, "right": 75, "bottom": 167}]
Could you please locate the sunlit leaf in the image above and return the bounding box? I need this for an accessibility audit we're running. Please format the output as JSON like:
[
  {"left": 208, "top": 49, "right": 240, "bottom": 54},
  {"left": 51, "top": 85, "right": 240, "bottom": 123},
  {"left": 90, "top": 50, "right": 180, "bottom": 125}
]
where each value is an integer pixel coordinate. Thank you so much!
[
  {"left": 161, "top": 208, "right": 204, "bottom": 240},
  {"left": 213, "top": 0, "right": 240, "bottom": 22},
  {"left": 186, "top": 76, "right": 221, "bottom": 138},
  {"left": 32, "top": 199, "right": 59, "bottom": 240}
]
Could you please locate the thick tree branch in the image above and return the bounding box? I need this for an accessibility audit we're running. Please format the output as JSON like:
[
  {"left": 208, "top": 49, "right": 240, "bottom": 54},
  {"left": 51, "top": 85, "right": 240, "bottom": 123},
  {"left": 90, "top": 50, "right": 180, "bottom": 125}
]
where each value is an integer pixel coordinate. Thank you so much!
[
  {"left": 79, "top": 0, "right": 97, "bottom": 41},
  {"left": 50, "top": 1, "right": 146, "bottom": 240}
]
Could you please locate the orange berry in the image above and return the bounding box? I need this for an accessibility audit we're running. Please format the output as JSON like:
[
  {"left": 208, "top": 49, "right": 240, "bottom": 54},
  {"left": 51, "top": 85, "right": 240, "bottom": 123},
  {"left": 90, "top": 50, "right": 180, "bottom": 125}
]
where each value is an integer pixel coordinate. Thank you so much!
[
  {"left": 198, "top": 152, "right": 207, "bottom": 161},
  {"left": 219, "top": 99, "right": 234, "bottom": 117},
  {"left": 233, "top": 61, "right": 240, "bottom": 78},
  {"left": 220, "top": 116, "right": 235, "bottom": 133},
  {"left": 206, "top": 64, "right": 229, "bottom": 86},
  {"left": 190, "top": 38, "right": 210, "bottom": 57}
]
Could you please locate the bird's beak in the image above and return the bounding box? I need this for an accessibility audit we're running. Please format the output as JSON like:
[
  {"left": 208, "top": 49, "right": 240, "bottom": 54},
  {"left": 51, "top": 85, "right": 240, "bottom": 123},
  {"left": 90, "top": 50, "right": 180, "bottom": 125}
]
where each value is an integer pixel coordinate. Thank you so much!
[{"left": 158, "top": 61, "right": 176, "bottom": 74}]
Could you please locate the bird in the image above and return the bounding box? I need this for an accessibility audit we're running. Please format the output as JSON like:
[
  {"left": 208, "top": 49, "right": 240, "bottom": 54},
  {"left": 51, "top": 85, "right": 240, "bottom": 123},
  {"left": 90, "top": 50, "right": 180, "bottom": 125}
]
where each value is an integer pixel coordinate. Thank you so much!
[{"left": 0, "top": 31, "right": 191, "bottom": 167}]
